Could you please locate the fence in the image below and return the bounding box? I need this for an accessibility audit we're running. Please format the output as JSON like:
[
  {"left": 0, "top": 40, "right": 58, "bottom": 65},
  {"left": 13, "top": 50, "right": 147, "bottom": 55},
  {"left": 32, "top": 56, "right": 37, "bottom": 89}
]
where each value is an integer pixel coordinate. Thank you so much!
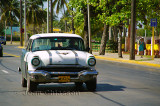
[{"left": 92, "top": 43, "right": 118, "bottom": 53}]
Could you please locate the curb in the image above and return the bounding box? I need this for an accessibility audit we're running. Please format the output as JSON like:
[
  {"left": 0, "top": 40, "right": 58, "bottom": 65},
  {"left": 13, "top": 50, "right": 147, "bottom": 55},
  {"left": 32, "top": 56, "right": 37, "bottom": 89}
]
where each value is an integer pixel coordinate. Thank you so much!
[
  {"left": 3, "top": 53, "right": 20, "bottom": 57},
  {"left": 95, "top": 56, "right": 160, "bottom": 68},
  {"left": 18, "top": 46, "right": 25, "bottom": 49}
]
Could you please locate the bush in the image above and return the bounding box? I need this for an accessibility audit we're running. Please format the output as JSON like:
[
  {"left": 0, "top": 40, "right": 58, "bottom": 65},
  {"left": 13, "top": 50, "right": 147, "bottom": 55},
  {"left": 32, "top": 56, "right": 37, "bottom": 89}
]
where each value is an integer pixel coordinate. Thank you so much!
[
  {"left": 6, "top": 35, "right": 20, "bottom": 41},
  {"left": 106, "top": 40, "right": 118, "bottom": 52}
]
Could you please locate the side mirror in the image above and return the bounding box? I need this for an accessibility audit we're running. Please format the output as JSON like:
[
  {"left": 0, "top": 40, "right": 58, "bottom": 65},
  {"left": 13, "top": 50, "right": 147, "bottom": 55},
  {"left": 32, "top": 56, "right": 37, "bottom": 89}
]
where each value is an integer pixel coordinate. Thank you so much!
[{"left": 86, "top": 47, "right": 90, "bottom": 52}]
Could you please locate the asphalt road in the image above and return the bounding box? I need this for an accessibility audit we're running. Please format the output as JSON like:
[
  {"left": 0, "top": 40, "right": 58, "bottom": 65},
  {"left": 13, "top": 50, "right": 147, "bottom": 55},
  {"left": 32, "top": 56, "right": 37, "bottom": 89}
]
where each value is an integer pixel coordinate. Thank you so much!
[{"left": 0, "top": 45, "right": 160, "bottom": 106}]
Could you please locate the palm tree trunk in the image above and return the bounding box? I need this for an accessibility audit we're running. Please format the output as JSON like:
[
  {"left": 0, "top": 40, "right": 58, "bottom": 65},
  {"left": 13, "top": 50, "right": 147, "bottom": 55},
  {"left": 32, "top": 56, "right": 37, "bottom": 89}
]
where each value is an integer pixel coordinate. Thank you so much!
[
  {"left": 83, "top": 9, "right": 89, "bottom": 49},
  {"left": 113, "top": 26, "right": 118, "bottom": 42},
  {"left": 65, "top": 20, "right": 67, "bottom": 32},
  {"left": 50, "top": 0, "right": 53, "bottom": 33},
  {"left": 109, "top": 26, "right": 112, "bottom": 40},
  {"left": 99, "top": 24, "right": 109, "bottom": 55},
  {"left": 118, "top": 27, "right": 123, "bottom": 58},
  {"left": 72, "top": 7, "right": 75, "bottom": 34},
  {"left": 10, "top": 25, "right": 12, "bottom": 44}
]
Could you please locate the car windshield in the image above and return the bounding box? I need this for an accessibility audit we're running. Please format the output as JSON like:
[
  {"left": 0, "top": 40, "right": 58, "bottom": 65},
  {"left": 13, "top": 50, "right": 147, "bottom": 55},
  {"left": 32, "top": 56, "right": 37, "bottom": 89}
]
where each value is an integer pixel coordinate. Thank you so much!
[{"left": 31, "top": 37, "right": 85, "bottom": 52}]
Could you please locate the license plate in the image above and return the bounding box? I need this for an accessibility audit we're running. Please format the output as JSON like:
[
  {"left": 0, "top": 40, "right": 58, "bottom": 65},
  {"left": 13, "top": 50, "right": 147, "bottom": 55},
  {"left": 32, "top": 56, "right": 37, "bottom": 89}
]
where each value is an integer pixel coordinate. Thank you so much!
[{"left": 58, "top": 76, "right": 70, "bottom": 82}]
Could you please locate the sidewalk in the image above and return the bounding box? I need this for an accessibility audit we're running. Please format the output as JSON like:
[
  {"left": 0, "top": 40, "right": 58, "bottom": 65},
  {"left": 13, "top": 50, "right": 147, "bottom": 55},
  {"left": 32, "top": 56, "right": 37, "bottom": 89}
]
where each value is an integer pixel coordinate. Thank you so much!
[{"left": 93, "top": 52, "right": 160, "bottom": 69}]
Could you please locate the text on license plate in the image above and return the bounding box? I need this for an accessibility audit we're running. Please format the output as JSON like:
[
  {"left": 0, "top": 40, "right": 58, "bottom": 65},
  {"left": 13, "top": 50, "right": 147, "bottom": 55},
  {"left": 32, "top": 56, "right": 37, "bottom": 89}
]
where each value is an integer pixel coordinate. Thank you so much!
[{"left": 58, "top": 76, "right": 70, "bottom": 82}]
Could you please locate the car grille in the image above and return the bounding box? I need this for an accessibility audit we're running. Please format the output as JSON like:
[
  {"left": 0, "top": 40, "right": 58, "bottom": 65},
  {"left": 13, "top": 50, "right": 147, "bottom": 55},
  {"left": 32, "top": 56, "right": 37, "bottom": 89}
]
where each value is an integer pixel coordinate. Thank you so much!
[
  {"left": 36, "top": 65, "right": 88, "bottom": 72},
  {"left": 50, "top": 74, "right": 78, "bottom": 78}
]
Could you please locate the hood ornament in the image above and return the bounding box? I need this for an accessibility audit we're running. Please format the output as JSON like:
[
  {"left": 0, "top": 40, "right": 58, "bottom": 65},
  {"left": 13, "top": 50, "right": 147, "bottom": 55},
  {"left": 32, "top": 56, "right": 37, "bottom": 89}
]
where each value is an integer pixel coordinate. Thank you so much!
[{"left": 58, "top": 52, "right": 69, "bottom": 55}]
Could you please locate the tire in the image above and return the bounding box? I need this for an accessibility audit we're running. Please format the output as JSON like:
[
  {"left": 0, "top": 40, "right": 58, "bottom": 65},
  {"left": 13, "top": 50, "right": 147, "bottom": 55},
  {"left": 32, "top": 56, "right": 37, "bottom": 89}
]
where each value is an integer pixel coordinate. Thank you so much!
[
  {"left": 21, "top": 74, "right": 27, "bottom": 87},
  {"left": 75, "top": 82, "right": 83, "bottom": 87},
  {"left": 0, "top": 50, "right": 3, "bottom": 57},
  {"left": 85, "top": 77, "right": 97, "bottom": 91},
  {"left": 27, "top": 77, "right": 37, "bottom": 92}
]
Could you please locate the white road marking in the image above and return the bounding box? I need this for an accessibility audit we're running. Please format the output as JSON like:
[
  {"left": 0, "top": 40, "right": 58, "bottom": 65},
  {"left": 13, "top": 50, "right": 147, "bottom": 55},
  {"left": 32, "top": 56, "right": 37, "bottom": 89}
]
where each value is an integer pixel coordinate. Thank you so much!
[{"left": 2, "top": 70, "right": 9, "bottom": 74}]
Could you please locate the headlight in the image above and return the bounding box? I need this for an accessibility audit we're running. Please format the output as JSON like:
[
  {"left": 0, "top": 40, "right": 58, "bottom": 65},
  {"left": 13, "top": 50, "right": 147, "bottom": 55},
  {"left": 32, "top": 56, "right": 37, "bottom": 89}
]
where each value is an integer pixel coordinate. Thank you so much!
[
  {"left": 31, "top": 57, "right": 40, "bottom": 66},
  {"left": 88, "top": 58, "right": 96, "bottom": 66}
]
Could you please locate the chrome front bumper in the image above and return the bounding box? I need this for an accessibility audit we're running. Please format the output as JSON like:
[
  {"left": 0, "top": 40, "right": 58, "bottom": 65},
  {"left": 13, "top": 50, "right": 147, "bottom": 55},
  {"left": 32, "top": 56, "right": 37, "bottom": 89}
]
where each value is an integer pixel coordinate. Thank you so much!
[{"left": 28, "top": 70, "right": 98, "bottom": 83}]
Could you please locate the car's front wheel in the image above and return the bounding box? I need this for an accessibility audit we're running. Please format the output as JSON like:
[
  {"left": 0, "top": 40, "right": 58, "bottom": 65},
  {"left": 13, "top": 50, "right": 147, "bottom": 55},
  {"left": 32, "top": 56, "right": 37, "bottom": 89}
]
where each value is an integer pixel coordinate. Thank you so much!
[
  {"left": 27, "top": 77, "right": 38, "bottom": 92},
  {"left": 0, "top": 50, "right": 3, "bottom": 57},
  {"left": 85, "top": 77, "right": 97, "bottom": 91},
  {"left": 21, "top": 74, "right": 27, "bottom": 87}
]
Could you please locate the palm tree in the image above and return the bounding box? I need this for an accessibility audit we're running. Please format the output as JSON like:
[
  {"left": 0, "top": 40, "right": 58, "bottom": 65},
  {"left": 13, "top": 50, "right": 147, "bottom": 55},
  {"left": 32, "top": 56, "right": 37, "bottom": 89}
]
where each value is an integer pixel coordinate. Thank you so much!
[
  {"left": 52, "top": 0, "right": 69, "bottom": 14},
  {"left": 61, "top": 10, "right": 71, "bottom": 32},
  {"left": 0, "top": 0, "right": 10, "bottom": 8},
  {"left": 26, "top": 0, "right": 47, "bottom": 34},
  {"left": 52, "top": 0, "right": 69, "bottom": 33},
  {"left": 0, "top": 0, "right": 20, "bottom": 44}
]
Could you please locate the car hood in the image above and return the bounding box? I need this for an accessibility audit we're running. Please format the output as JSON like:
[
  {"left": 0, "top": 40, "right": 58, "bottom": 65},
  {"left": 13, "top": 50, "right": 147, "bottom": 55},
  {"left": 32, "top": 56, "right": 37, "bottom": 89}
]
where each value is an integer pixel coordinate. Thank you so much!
[{"left": 32, "top": 50, "right": 93, "bottom": 66}]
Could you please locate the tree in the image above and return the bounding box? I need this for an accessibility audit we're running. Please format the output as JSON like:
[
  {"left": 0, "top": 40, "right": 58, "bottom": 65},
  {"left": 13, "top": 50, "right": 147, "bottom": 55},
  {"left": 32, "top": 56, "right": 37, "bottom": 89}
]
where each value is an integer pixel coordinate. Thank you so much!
[
  {"left": 61, "top": 10, "right": 71, "bottom": 32},
  {"left": 0, "top": 0, "right": 10, "bottom": 8},
  {"left": 52, "top": 0, "right": 68, "bottom": 14},
  {"left": 26, "top": 0, "right": 47, "bottom": 34},
  {"left": 97, "top": 0, "right": 130, "bottom": 55},
  {"left": 137, "top": 0, "right": 160, "bottom": 36},
  {"left": 0, "top": 22, "right": 5, "bottom": 35},
  {"left": 0, "top": 0, "right": 20, "bottom": 44},
  {"left": 68, "top": 0, "right": 101, "bottom": 49}
]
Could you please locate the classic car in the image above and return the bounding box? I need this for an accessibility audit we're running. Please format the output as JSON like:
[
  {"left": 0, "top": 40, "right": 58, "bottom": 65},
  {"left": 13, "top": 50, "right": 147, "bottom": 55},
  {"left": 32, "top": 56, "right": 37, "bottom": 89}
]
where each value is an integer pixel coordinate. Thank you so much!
[
  {"left": 0, "top": 43, "right": 3, "bottom": 57},
  {"left": 19, "top": 33, "right": 98, "bottom": 92},
  {"left": 0, "top": 36, "right": 6, "bottom": 45}
]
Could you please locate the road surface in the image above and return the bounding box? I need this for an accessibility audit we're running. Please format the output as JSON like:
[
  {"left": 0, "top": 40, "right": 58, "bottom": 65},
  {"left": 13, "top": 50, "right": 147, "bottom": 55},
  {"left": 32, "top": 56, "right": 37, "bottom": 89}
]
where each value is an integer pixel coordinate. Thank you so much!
[{"left": 0, "top": 45, "right": 160, "bottom": 106}]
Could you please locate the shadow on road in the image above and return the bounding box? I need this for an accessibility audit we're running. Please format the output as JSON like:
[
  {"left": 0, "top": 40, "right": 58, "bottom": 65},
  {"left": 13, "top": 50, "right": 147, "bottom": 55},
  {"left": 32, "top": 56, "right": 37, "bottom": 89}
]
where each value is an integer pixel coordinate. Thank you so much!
[
  {"left": 27, "top": 83, "right": 126, "bottom": 94},
  {"left": 96, "top": 83, "right": 126, "bottom": 92}
]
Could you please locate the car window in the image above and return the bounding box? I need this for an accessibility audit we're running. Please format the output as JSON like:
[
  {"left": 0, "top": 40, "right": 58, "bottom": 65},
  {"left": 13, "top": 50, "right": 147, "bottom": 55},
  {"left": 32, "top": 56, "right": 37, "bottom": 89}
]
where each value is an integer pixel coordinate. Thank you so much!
[
  {"left": 26, "top": 40, "right": 32, "bottom": 51},
  {"left": 31, "top": 37, "right": 85, "bottom": 52}
]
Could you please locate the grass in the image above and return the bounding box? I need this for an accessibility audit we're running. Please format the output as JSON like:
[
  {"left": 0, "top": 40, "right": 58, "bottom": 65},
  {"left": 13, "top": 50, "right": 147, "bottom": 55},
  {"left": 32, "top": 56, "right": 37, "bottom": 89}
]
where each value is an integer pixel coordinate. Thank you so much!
[
  {"left": 6, "top": 41, "right": 24, "bottom": 46},
  {"left": 135, "top": 59, "right": 153, "bottom": 61}
]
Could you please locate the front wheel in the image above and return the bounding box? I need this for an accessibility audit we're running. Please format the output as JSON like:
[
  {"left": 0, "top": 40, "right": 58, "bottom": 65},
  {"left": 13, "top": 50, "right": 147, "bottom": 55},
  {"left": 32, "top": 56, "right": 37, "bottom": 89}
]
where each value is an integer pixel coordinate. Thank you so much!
[
  {"left": 0, "top": 50, "right": 3, "bottom": 57},
  {"left": 27, "top": 77, "right": 38, "bottom": 92},
  {"left": 85, "top": 77, "right": 97, "bottom": 91},
  {"left": 21, "top": 74, "right": 27, "bottom": 87}
]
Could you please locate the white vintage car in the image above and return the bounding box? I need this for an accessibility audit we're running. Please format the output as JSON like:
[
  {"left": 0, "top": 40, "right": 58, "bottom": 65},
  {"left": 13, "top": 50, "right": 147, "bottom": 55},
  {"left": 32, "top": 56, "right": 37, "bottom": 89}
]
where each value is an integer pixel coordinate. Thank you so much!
[{"left": 19, "top": 33, "right": 98, "bottom": 92}]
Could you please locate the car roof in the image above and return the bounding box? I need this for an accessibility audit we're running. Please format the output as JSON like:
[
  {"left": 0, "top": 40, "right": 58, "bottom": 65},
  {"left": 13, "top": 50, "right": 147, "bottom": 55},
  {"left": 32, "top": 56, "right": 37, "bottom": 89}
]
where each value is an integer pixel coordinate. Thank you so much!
[{"left": 30, "top": 33, "right": 83, "bottom": 40}]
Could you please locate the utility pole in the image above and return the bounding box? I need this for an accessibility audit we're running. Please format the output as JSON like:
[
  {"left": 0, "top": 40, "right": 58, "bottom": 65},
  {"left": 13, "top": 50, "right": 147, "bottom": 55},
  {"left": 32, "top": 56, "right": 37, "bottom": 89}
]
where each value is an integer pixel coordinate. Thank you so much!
[
  {"left": 20, "top": 0, "right": 23, "bottom": 46},
  {"left": 130, "top": 0, "right": 136, "bottom": 60},
  {"left": 87, "top": 0, "right": 92, "bottom": 53},
  {"left": 47, "top": 0, "right": 49, "bottom": 33}
]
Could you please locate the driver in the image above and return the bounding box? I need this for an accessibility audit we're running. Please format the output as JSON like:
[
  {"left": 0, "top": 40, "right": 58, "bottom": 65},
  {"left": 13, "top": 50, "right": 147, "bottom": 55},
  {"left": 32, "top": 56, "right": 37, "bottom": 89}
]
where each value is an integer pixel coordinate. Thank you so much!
[{"left": 69, "top": 39, "right": 79, "bottom": 50}]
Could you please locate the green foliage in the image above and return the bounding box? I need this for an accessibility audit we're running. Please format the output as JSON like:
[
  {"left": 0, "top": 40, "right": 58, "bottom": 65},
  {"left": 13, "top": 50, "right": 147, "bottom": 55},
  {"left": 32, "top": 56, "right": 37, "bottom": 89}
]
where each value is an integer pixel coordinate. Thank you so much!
[
  {"left": 106, "top": 40, "right": 118, "bottom": 52},
  {"left": 0, "top": 0, "right": 20, "bottom": 26},
  {"left": 136, "top": 29, "right": 152, "bottom": 37},
  {"left": 6, "top": 35, "right": 20, "bottom": 41}
]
